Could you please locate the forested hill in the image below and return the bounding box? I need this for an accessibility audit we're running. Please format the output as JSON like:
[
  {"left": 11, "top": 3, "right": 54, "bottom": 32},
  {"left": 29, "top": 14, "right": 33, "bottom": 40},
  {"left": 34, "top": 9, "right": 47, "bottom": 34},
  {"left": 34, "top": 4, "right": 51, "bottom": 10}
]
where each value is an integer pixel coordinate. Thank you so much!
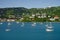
[{"left": 0, "top": 6, "right": 60, "bottom": 18}]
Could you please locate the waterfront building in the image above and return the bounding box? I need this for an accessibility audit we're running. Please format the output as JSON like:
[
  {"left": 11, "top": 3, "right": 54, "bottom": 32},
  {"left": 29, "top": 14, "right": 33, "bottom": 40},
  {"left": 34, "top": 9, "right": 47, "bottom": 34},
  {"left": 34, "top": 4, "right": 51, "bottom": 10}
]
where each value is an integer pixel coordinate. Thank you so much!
[
  {"left": 54, "top": 15, "right": 59, "bottom": 19},
  {"left": 49, "top": 18, "right": 55, "bottom": 21}
]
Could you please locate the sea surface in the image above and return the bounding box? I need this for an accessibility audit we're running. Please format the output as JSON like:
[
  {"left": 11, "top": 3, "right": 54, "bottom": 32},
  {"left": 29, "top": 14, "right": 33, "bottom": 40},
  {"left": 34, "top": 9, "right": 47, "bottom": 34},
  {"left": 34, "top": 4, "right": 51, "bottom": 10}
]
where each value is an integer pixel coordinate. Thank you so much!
[{"left": 0, "top": 22, "right": 60, "bottom": 40}]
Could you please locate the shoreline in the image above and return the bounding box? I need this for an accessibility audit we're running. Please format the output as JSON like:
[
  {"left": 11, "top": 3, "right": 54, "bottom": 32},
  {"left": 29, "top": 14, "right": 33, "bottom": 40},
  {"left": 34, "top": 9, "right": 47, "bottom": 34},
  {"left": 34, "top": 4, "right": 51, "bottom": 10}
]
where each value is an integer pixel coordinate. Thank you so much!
[
  {"left": 0, "top": 18, "right": 60, "bottom": 22},
  {"left": 0, "top": 21, "right": 60, "bottom": 23}
]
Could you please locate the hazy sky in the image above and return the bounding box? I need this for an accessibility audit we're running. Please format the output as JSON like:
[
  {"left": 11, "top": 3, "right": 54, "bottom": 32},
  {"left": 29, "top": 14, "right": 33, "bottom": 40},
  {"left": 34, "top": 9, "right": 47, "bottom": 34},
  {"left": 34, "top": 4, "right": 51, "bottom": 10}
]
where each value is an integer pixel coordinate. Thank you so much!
[{"left": 0, "top": 0, "right": 60, "bottom": 8}]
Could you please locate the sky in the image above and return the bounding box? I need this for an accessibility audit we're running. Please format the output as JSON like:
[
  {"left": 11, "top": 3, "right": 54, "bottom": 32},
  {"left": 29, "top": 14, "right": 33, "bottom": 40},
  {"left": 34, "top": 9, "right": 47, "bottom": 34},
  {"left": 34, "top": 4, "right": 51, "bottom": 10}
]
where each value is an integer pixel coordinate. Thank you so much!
[{"left": 0, "top": 0, "right": 60, "bottom": 8}]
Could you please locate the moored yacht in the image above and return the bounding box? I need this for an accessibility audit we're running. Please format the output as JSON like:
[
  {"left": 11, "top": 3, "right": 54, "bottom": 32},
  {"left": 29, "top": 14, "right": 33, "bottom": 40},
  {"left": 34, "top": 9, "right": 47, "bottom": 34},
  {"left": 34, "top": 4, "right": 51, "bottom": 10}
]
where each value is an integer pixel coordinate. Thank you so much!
[
  {"left": 46, "top": 28, "right": 53, "bottom": 32},
  {"left": 45, "top": 22, "right": 54, "bottom": 32}
]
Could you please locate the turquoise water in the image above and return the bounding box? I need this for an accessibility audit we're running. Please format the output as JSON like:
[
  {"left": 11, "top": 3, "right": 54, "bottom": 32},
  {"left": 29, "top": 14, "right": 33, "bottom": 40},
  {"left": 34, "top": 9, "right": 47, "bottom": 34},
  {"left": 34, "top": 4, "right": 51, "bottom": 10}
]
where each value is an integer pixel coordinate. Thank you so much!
[{"left": 0, "top": 22, "right": 60, "bottom": 40}]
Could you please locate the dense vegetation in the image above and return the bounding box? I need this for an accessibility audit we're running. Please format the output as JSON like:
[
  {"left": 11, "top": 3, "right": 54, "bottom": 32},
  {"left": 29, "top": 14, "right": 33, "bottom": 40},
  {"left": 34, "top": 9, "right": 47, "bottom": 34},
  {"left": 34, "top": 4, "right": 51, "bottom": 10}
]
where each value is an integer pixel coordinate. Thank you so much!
[{"left": 0, "top": 6, "right": 60, "bottom": 22}]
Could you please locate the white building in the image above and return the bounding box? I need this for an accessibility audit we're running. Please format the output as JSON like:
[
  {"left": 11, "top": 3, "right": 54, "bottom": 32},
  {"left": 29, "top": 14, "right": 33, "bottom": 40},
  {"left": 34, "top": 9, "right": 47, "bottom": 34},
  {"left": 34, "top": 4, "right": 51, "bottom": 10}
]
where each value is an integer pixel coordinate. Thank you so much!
[{"left": 49, "top": 18, "right": 55, "bottom": 21}]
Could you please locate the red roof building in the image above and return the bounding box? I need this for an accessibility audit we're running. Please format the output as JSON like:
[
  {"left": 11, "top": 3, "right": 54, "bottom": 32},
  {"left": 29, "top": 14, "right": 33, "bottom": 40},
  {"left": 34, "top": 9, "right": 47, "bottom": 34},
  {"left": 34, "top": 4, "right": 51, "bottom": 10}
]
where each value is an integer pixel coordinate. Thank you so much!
[{"left": 54, "top": 15, "right": 59, "bottom": 19}]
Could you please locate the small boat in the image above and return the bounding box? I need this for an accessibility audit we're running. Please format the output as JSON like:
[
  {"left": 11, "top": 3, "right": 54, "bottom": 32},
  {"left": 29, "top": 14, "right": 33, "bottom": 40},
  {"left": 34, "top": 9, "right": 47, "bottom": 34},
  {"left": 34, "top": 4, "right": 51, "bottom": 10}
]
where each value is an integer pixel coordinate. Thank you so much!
[
  {"left": 40, "top": 22, "right": 43, "bottom": 24},
  {"left": 16, "top": 22, "right": 19, "bottom": 24},
  {"left": 45, "top": 22, "right": 53, "bottom": 28},
  {"left": 21, "top": 23, "right": 24, "bottom": 27},
  {"left": 32, "top": 22, "right": 36, "bottom": 26},
  {"left": 47, "top": 26, "right": 53, "bottom": 28},
  {"left": 8, "top": 23, "right": 11, "bottom": 25},
  {"left": 46, "top": 22, "right": 54, "bottom": 32},
  {"left": 45, "top": 24, "right": 49, "bottom": 26},
  {"left": 45, "top": 24, "right": 53, "bottom": 28},
  {"left": 46, "top": 29, "right": 53, "bottom": 32},
  {"left": 0, "top": 23, "right": 3, "bottom": 24},
  {"left": 5, "top": 29, "right": 11, "bottom": 32}
]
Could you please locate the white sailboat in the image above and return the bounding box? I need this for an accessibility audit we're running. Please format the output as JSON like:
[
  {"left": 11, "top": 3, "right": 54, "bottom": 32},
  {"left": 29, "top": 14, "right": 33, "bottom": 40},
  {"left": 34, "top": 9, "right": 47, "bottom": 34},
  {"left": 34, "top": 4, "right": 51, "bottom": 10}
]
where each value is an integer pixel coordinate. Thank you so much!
[
  {"left": 45, "top": 24, "right": 53, "bottom": 28},
  {"left": 6, "top": 23, "right": 11, "bottom": 32},
  {"left": 46, "top": 22, "right": 53, "bottom": 32},
  {"left": 46, "top": 29, "right": 53, "bottom": 32},
  {"left": 46, "top": 22, "right": 53, "bottom": 28}
]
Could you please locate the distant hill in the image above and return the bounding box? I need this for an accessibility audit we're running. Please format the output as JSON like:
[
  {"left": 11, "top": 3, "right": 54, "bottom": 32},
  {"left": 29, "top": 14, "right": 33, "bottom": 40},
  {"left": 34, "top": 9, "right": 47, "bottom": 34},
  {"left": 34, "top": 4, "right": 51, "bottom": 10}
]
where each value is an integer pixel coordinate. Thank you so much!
[{"left": 0, "top": 6, "right": 60, "bottom": 18}]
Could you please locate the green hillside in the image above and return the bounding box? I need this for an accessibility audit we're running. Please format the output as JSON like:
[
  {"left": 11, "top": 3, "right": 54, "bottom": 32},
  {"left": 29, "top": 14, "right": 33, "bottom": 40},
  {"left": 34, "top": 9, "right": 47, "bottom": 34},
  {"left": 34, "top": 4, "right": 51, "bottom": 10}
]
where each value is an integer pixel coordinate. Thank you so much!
[{"left": 0, "top": 6, "right": 60, "bottom": 22}]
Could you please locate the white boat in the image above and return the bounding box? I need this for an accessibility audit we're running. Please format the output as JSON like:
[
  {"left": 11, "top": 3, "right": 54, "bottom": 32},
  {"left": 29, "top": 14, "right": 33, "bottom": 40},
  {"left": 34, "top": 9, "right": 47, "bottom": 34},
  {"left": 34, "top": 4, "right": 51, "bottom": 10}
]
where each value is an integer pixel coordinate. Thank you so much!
[
  {"left": 34, "top": 22, "right": 36, "bottom": 24},
  {"left": 16, "top": 22, "right": 19, "bottom": 24},
  {"left": 45, "top": 24, "right": 49, "bottom": 26},
  {"left": 8, "top": 23, "right": 11, "bottom": 25},
  {"left": 47, "top": 26, "right": 53, "bottom": 28},
  {"left": 40, "top": 22, "right": 43, "bottom": 24},
  {"left": 45, "top": 24, "right": 53, "bottom": 28},
  {"left": 46, "top": 29, "right": 53, "bottom": 32},
  {"left": 45, "top": 22, "right": 54, "bottom": 32},
  {"left": 21, "top": 23, "right": 24, "bottom": 27},
  {"left": 0, "top": 23, "right": 3, "bottom": 24},
  {"left": 5, "top": 29, "right": 11, "bottom": 32},
  {"left": 46, "top": 22, "right": 53, "bottom": 28},
  {"left": 32, "top": 22, "right": 36, "bottom": 26}
]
